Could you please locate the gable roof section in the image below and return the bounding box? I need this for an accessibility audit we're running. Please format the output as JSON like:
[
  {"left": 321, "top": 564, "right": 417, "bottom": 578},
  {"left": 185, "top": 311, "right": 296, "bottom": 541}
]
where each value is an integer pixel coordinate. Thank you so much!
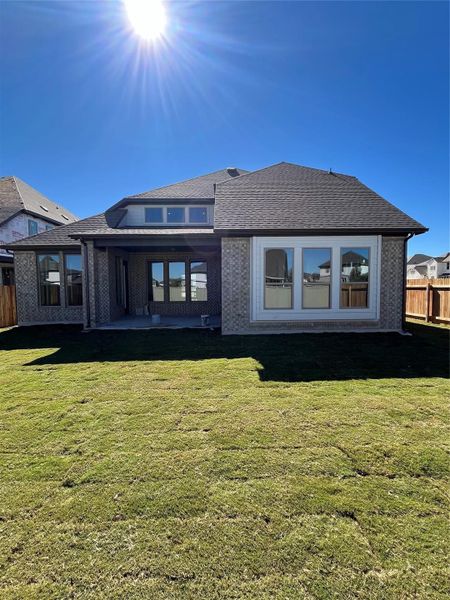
[
  {"left": 214, "top": 162, "right": 426, "bottom": 234},
  {"left": 407, "top": 253, "right": 433, "bottom": 265},
  {"left": 126, "top": 168, "right": 248, "bottom": 200},
  {"left": 0, "top": 176, "right": 78, "bottom": 226}
]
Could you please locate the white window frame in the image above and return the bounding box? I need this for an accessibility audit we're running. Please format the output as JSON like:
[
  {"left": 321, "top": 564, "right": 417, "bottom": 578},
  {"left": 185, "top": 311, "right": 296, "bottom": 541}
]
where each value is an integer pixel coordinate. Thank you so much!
[
  {"left": 143, "top": 205, "right": 212, "bottom": 225},
  {"left": 251, "top": 236, "right": 381, "bottom": 321}
]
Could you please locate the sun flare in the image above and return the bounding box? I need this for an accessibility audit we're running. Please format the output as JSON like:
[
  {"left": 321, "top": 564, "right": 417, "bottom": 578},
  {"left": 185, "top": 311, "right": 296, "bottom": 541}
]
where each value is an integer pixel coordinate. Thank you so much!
[{"left": 124, "top": 0, "right": 167, "bottom": 41}]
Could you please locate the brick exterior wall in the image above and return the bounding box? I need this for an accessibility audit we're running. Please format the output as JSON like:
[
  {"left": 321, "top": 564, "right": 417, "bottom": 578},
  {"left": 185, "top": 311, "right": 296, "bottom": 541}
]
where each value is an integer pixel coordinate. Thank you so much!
[
  {"left": 84, "top": 243, "right": 127, "bottom": 327},
  {"left": 221, "top": 236, "right": 405, "bottom": 335},
  {"left": 14, "top": 251, "right": 83, "bottom": 325}
]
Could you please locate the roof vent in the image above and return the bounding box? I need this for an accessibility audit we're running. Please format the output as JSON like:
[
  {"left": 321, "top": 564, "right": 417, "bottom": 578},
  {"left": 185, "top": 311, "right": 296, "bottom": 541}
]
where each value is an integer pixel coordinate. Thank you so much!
[
  {"left": 40, "top": 205, "right": 49, "bottom": 212},
  {"left": 62, "top": 214, "right": 69, "bottom": 220},
  {"left": 226, "top": 167, "right": 239, "bottom": 176}
]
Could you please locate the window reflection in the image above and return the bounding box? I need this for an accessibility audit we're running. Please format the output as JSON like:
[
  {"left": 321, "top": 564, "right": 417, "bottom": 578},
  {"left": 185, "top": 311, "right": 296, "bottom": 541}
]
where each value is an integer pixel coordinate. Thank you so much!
[
  {"left": 340, "top": 248, "right": 369, "bottom": 308},
  {"left": 169, "top": 262, "right": 186, "bottom": 301},
  {"left": 265, "top": 248, "right": 293, "bottom": 309},
  {"left": 150, "top": 262, "right": 164, "bottom": 302},
  {"left": 191, "top": 261, "right": 207, "bottom": 301},
  {"left": 303, "top": 248, "right": 331, "bottom": 308},
  {"left": 65, "top": 254, "right": 82, "bottom": 306}
]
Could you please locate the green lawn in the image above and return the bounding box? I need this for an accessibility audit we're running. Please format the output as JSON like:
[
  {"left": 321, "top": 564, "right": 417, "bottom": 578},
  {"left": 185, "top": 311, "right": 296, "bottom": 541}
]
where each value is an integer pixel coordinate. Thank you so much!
[{"left": 0, "top": 321, "right": 449, "bottom": 599}]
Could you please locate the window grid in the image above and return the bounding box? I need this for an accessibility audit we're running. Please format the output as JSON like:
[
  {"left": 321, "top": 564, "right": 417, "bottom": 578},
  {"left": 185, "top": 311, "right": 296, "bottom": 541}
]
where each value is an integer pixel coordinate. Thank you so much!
[{"left": 143, "top": 206, "right": 210, "bottom": 225}]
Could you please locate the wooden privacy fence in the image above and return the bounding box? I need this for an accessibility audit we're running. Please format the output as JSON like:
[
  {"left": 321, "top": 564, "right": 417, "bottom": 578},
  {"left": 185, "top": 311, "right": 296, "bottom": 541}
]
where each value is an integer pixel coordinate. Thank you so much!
[
  {"left": 406, "top": 279, "right": 450, "bottom": 324},
  {"left": 0, "top": 285, "right": 17, "bottom": 327}
]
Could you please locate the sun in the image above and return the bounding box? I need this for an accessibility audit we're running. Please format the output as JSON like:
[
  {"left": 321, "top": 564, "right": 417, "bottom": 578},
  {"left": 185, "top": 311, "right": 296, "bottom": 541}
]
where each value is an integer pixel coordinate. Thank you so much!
[{"left": 124, "top": 0, "right": 167, "bottom": 41}]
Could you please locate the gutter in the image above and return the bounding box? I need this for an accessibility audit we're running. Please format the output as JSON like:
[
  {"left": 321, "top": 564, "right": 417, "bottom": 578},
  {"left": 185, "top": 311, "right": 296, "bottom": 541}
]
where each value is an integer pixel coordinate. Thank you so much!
[
  {"left": 81, "top": 241, "right": 91, "bottom": 329},
  {"left": 402, "top": 233, "right": 415, "bottom": 332}
]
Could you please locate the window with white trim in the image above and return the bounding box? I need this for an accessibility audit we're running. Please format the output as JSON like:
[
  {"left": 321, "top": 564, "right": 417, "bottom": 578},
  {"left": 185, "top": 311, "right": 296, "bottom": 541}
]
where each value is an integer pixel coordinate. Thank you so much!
[
  {"left": 142, "top": 205, "right": 211, "bottom": 225},
  {"left": 252, "top": 236, "right": 380, "bottom": 321},
  {"left": 340, "top": 248, "right": 370, "bottom": 309},
  {"left": 264, "top": 248, "right": 293, "bottom": 309}
]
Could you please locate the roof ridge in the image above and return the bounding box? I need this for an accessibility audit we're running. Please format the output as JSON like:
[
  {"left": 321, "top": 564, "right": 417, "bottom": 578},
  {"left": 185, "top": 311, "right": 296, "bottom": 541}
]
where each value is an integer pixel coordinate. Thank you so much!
[
  {"left": 215, "top": 161, "right": 356, "bottom": 187},
  {"left": 130, "top": 167, "right": 246, "bottom": 198},
  {"left": 12, "top": 176, "right": 24, "bottom": 206}
]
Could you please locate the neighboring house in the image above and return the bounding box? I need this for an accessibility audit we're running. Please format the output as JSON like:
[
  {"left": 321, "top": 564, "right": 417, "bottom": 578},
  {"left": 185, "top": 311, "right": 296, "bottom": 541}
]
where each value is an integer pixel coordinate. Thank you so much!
[
  {"left": 0, "top": 176, "right": 78, "bottom": 285},
  {"left": 5, "top": 162, "right": 427, "bottom": 334},
  {"left": 407, "top": 253, "right": 450, "bottom": 279}
]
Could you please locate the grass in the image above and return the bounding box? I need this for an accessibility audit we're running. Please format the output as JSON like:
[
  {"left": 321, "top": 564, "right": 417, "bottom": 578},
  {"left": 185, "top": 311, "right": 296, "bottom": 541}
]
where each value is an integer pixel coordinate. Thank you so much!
[{"left": 0, "top": 321, "right": 449, "bottom": 599}]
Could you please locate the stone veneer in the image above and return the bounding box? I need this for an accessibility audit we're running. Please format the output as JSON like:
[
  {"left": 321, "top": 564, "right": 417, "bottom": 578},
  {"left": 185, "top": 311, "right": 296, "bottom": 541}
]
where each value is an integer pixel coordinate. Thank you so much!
[
  {"left": 221, "top": 236, "right": 405, "bottom": 335},
  {"left": 14, "top": 250, "right": 83, "bottom": 325}
]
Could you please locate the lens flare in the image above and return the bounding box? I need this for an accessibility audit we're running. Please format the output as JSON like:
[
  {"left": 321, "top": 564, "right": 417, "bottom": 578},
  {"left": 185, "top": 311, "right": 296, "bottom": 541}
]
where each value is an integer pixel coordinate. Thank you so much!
[{"left": 124, "top": 0, "right": 167, "bottom": 41}]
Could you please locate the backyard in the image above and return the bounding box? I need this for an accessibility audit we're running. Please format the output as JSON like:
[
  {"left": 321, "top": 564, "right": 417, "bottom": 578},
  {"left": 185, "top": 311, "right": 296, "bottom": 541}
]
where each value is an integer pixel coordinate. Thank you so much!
[{"left": 0, "top": 321, "right": 449, "bottom": 599}]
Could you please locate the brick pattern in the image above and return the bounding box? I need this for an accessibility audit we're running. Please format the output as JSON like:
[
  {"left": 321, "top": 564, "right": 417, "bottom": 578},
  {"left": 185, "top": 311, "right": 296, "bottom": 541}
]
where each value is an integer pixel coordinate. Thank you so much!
[
  {"left": 380, "top": 236, "right": 405, "bottom": 330},
  {"left": 14, "top": 251, "right": 83, "bottom": 325},
  {"left": 221, "top": 236, "right": 405, "bottom": 334},
  {"left": 221, "top": 238, "right": 251, "bottom": 333},
  {"left": 128, "top": 251, "right": 221, "bottom": 316}
]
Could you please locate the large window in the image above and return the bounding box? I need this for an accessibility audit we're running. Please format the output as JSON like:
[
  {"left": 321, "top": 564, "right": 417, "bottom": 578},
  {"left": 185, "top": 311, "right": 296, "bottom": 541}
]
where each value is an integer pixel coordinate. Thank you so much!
[
  {"left": 149, "top": 262, "right": 165, "bottom": 302},
  {"left": 169, "top": 262, "right": 186, "bottom": 301},
  {"left": 253, "top": 237, "right": 379, "bottom": 321},
  {"left": 340, "top": 248, "right": 370, "bottom": 308},
  {"left": 191, "top": 261, "right": 207, "bottom": 301},
  {"left": 65, "top": 254, "right": 83, "bottom": 306},
  {"left": 38, "top": 254, "right": 61, "bottom": 306},
  {"left": 264, "top": 248, "right": 293, "bottom": 309},
  {"left": 303, "top": 248, "right": 331, "bottom": 309},
  {"left": 167, "top": 207, "right": 185, "bottom": 224},
  {"left": 28, "top": 220, "right": 38, "bottom": 236}
]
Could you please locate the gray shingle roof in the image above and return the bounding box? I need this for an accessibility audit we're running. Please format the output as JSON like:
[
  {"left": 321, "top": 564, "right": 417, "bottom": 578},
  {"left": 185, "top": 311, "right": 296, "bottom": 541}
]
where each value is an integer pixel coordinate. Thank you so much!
[
  {"left": 5, "top": 162, "right": 427, "bottom": 249},
  {"left": 407, "top": 254, "right": 432, "bottom": 265},
  {"left": 214, "top": 163, "right": 426, "bottom": 233},
  {"left": 127, "top": 168, "right": 248, "bottom": 199},
  {"left": 0, "top": 176, "right": 78, "bottom": 226}
]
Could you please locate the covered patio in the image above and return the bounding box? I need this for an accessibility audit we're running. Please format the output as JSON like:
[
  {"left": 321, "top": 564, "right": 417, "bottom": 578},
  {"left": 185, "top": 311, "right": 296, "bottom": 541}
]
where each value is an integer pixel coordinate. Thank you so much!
[{"left": 81, "top": 233, "right": 222, "bottom": 329}]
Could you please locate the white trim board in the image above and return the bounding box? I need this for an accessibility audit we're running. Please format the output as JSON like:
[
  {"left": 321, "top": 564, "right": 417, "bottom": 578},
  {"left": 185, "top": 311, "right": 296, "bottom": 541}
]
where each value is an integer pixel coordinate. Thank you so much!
[{"left": 251, "top": 235, "right": 381, "bottom": 322}]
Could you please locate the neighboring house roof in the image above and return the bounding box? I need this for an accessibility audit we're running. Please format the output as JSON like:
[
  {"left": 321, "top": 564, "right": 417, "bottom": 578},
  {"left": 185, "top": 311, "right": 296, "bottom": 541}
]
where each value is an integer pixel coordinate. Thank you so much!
[
  {"left": 0, "top": 176, "right": 78, "bottom": 226},
  {"left": 319, "top": 250, "right": 367, "bottom": 269},
  {"left": 126, "top": 167, "right": 248, "bottom": 200},
  {"left": 214, "top": 162, "right": 426, "bottom": 233},
  {"left": 436, "top": 252, "right": 450, "bottom": 263},
  {"left": 407, "top": 254, "right": 432, "bottom": 265},
  {"left": 5, "top": 213, "right": 215, "bottom": 249},
  {"left": 4, "top": 162, "right": 427, "bottom": 250}
]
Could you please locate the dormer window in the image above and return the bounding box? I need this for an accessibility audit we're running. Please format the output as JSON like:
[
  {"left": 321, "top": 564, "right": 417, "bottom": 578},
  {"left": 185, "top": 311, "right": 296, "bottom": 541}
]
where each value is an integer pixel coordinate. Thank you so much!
[
  {"left": 141, "top": 205, "right": 211, "bottom": 226},
  {"left": 167, "top": 207, "right": 185, "bottom": 224},
  {"left": 145, "top": 207, "right": 163, "bottom": 223},
  {"left": 189, "top": 206, "right": 207, "bottom": 223}
]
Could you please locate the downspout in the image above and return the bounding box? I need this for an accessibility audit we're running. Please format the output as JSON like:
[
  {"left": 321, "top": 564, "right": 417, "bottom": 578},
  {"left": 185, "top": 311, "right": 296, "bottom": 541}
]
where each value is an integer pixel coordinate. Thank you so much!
[
  {"left": 402, "top": 233, "right": 414, "bottom": 332},
  {"left": 82, "top": 240, "right": 91, "bottom": 329}
]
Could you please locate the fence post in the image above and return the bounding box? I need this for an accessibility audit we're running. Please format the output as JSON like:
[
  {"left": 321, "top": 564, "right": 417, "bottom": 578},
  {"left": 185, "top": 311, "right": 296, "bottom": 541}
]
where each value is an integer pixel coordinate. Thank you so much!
[
  {"left": 428, "top": 282, "right": 434, "bottom": 323},
  {"left": 425, "top": 282, "right": 430, "bottom": 322}
]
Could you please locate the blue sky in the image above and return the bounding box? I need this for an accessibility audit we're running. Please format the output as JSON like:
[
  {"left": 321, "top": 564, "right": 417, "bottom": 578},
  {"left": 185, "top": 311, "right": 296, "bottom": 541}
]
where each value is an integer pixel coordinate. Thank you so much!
[{"left": 0, "top": 0, "right": 448, "bottom": 256}]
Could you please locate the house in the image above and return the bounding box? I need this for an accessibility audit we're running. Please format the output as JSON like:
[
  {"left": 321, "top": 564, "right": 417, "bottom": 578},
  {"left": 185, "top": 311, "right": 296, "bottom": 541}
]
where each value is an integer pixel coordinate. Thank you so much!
[
  {"left": 0, "top": 176, "right": 78, "bottom": 285},
  {"left": 5, "top": 162, "right": 427, "bottom": 334},
  {"left": 407, "top": 253, "right": 450, "bottom": 279}
]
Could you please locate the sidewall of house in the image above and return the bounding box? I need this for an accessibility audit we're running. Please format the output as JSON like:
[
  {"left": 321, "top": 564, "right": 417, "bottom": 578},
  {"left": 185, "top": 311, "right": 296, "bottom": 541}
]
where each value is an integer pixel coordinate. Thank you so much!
[
  {"left": 14, "top": 250, "right": 83, "bottom": 325},
  {"left": 221, "top": 236, "right": 405, "bottom": 334}
]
